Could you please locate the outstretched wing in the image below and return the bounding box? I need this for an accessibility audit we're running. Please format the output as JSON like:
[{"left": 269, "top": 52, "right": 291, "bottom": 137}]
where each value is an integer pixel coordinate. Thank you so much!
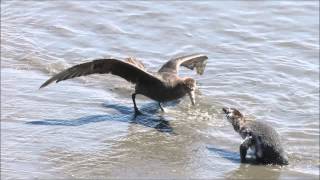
[
  {"left": 158, "top": 54, "right": 208, "bottom": 75},
  {"left": 125, "top": 57, "right": 146, "bottom": 70},
  {"left": 40, "top": 58, "right": 161, "bottom": 89}
]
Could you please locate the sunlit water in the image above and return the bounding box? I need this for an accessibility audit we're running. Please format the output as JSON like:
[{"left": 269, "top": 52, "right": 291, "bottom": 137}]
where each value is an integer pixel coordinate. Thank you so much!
[{"left": 1, "top": 1, "right": 319, "bottom": 179}]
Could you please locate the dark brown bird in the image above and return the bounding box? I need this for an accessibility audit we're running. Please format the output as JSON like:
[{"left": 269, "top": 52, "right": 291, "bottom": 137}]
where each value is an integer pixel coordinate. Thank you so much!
[
  {"left": 40, "top": 54, "right": 208, "bottom": 115},
  {"left": 222, "top": 107, "right": 289, "bottom": 165}
]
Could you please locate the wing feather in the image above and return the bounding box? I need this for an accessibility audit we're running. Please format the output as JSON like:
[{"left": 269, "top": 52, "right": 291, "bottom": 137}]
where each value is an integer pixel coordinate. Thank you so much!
[
  {"left": 158, "top": 53, "right": 208, "bottom": 75},
  {"left": 40, "top": 58, "right": 161, "bottom": 89}
]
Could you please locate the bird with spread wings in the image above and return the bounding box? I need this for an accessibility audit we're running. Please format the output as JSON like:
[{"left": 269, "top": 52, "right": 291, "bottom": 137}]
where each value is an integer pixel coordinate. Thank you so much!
[{"left": 40, "top": 54, "right": 208, "bottom": 115}]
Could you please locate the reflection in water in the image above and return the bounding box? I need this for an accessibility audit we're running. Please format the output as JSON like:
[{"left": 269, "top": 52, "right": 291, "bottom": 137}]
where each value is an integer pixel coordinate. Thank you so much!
[
  {"left": 226, "top": 164, "right": 281, "bottom": 180},
  {"left": 206, "top": 145, "right": 257, "bottom": 164},
  {"left": 28, "top": 102, "right": 174, "bottom": 133},
  {"left": 207, "top": 146, "right": 241, "bottom": 164}
]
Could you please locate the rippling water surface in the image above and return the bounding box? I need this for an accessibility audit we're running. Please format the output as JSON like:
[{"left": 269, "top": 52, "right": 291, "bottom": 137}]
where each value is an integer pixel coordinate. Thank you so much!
[{"left": 1, "top": 1, "right": 319, "bottom": 179}]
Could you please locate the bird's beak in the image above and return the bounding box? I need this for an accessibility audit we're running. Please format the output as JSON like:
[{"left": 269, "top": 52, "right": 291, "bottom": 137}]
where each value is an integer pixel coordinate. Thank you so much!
[
  {"left": 188, "top": 90, "right": 196, "bottom": 105},
  {"left": 222, "top": 107, "right": 228, "bottom": 114}
]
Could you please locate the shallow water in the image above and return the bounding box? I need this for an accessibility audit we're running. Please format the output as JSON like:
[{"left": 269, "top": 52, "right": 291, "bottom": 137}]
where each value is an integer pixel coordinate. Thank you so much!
[{"left": 1, "top": 1, "right": 319, "bottom": 179}]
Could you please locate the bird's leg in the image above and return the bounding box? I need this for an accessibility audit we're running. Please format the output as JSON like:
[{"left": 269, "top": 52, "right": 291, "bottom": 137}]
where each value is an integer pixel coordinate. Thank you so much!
[
  {"left": 240, "top": 135, "right": 253, "bottom": 163},
  {"left": 132, "top": 93, "right": 142, "bottom": 115},
  {"left": 159, "top": 102, "right": 165, "bottom": 112}
]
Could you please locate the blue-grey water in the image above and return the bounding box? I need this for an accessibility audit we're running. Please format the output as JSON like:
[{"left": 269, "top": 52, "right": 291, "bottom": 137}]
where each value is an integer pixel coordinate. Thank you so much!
[{"left": 1, "top": 1, "right": 319, "bottom": 179}]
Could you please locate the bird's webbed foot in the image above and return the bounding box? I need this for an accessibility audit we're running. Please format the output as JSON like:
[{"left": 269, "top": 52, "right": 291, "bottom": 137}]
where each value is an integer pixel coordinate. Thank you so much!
[{"left": 134, "top": 108, "right": 143, "bottom": 117}]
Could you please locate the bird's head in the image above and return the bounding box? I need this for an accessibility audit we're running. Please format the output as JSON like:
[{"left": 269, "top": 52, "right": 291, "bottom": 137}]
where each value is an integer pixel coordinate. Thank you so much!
[{"left": 222, "top": 107, "right": 245, "bottom": 132}]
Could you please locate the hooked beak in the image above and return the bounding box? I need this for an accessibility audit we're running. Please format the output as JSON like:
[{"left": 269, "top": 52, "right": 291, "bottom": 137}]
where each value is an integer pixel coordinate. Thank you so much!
[{"left": 188, "top": 90, "right": 196, "bottom": 105}]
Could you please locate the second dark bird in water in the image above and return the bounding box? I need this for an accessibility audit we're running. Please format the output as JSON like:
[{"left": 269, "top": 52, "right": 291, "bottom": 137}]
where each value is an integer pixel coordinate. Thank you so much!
[{"left": 222, "top": 107, "right": 289, "bottom": 165}]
